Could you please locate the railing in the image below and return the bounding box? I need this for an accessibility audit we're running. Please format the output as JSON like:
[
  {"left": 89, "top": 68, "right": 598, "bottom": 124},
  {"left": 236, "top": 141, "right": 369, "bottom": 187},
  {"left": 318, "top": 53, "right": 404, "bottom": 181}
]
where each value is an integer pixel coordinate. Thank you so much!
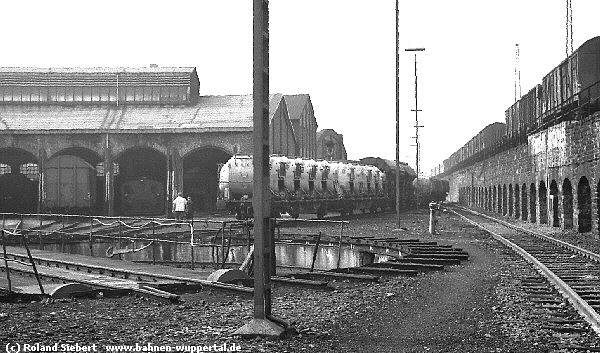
[
  {"left": 0, "top": 212, "right": 249, "bottom": 271},
  {"left": 1, "top": 226, "right": 45, "bottom": 295}
]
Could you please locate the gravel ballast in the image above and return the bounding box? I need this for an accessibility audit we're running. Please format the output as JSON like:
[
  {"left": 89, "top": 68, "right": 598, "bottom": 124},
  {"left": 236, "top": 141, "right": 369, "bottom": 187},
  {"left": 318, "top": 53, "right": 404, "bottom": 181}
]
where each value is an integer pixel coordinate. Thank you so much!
[{"left": 1, "top": 209, "right": 596, "bottom": 352}]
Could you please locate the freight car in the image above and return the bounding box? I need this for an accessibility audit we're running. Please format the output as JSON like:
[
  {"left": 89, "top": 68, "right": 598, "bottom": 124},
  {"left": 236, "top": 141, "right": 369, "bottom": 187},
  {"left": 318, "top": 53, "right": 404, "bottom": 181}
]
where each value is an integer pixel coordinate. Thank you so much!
[
  {"left": 120, "top": 178, "right": 164, "bottom": 215},
  {"left": 0, "top": 173, "right": 37, "bottom": 213},
  {"left": 435, "top": 36, "right": 600, "bottom": 178},
  {"left": 218, "top": 155, "right": 390, "bottom": 219},
  {"left": 413, "top": 178, "right": 449, "bottom": 206},
  {"left": 507, "top": 36, "right": 600, "bottom": 141},
  {"left": 44, "top": 155, "right": 96, "bottom": 214},
  {"left": 358, "top": 157, "right": 416, "bottom": 210}
]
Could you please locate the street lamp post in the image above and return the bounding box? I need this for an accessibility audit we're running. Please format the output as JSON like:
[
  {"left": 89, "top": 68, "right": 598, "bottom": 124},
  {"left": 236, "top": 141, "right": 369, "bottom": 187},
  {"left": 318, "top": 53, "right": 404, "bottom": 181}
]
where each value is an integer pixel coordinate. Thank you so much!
[
  {"left": 395, "top": 0, "right": 400, "bottom": 227},
  {"left": 405, "top": 48, "right": 425, "bottom": 207}
]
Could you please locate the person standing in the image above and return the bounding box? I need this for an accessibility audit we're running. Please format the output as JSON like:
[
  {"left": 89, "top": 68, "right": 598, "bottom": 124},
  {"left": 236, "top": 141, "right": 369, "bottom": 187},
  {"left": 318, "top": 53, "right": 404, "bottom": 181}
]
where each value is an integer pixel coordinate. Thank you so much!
[{"left": 172, "top": 192, "right": 187, "bottom": 228}]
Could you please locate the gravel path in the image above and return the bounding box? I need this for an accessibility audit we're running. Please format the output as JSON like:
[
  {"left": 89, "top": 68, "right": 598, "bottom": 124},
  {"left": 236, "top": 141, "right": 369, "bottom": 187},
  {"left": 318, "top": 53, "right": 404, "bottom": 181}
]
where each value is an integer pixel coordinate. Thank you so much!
[{"left": 1, "top": 209, "right": 593, "bottom": 352}]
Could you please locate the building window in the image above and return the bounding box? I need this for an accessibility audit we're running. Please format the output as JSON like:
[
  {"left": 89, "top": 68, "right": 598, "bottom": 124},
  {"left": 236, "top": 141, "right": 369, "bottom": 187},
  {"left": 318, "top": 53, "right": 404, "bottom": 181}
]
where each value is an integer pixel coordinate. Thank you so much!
[
  {"left": 19, "top": 163, "right": 38, "bottom": 180},
  {"left": 0, "top": 164, "right": 11, "bottom": 175},
  {"left": 96, "top": 162, "right": 120, "bottom": 176}
]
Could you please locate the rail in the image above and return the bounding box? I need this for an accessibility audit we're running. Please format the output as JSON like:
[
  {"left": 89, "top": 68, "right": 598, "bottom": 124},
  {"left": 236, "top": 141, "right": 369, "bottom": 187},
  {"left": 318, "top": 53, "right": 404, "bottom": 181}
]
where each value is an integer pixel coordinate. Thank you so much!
[{"left": 450, "top": 206, "right": 600, "bottom": 335}]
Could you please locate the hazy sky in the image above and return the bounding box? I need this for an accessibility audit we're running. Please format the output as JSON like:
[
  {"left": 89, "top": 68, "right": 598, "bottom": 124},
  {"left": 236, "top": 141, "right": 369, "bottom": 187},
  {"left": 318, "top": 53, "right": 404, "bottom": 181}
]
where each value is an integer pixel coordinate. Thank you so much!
[{"left": 1, "top": 1, "right": 599, "bottom": 175}]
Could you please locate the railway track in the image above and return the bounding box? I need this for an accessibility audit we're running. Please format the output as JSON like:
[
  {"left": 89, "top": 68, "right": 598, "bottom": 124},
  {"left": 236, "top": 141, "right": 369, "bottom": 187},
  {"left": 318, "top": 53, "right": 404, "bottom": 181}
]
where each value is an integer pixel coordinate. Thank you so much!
[{"left": 451, "top": 206, "right": 600, "bottom": 349}]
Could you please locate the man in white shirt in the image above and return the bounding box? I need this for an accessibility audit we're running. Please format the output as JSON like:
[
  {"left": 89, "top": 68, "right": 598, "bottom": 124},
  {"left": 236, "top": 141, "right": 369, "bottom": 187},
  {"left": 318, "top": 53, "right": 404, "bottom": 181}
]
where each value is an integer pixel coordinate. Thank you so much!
[{"left": 172, "top": 192, "right": 188, "bottom": 227}]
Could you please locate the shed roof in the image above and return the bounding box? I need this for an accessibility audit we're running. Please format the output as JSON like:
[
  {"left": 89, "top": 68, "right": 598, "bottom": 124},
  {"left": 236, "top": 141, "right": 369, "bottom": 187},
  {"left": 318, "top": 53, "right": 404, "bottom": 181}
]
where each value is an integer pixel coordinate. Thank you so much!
[
  {"left": 0, "top": 94, "right": 254, "bottom": 133},
  {"left": 0, "top": 67, "right": 198, "bottom": 87}
]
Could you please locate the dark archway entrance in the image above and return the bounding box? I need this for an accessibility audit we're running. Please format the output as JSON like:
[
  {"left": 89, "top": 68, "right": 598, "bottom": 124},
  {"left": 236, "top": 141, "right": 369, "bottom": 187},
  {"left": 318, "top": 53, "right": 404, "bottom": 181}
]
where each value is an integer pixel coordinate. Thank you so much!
[
  {"left": 521, "top": 183, "right": 528, "bottom": 221},
  {"left": 563, "top": 178, "right": 573, "bottom": 229},
  {"left": 508, "top": 184, "right": 513, "bottom": 216},
  {"left": 549, "top": 180, "right": 559, "bottom": 227},
  {"left": 183, "top": 147, "right": 232, "bottom": 213},
  {"left": 577, "top": 176, "right": 592, "bottom": 233},
  {"left": 539, "top": 181, "right": 548, "bottom": 224},
  {"left": 529, "top": 183, "right": 536, "bottom": 223},
  {"left": 0, "top": 148, "right": 38, "bottom": 213},
  {"left": 514, "top": 184, "right": 520, "bottom": 219},
  {"left": 502, "top": 184, "right": 507, "bottom": 215},
  {"left": 115, "top": 148, "right": 167, "bottom": 216}
]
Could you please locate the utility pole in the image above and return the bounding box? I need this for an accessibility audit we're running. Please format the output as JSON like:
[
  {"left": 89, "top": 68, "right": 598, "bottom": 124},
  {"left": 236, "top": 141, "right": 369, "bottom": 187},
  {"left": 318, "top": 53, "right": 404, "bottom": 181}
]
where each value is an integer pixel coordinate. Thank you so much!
[
  {"left": 234, "top": 0, "right": 285, "bottom": 337},
  {"left": 566, "top": 0, "right": 573, "bottom": 57},
  {"left": 395, "top": 0, "right": 401, "bottom": 227},
  {"left": 405, "top": 48, "right": 425, "bottom": 207},
  {"left": 514, "top": 44, "right": 521, "bottom": 102}
]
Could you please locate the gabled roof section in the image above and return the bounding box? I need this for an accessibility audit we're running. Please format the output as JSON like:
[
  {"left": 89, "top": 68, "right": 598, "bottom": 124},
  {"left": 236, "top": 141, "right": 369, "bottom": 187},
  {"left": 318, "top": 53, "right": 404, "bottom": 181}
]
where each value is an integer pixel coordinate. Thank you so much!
[
  {"left": 0, "top": 94, "right": 253, "bottom": 133},
  {"left": 283, "top": 94, "right": 310, "bottom": 121},
  {"left": 269, "top": 93, "right": 284, "bottom": 120}
]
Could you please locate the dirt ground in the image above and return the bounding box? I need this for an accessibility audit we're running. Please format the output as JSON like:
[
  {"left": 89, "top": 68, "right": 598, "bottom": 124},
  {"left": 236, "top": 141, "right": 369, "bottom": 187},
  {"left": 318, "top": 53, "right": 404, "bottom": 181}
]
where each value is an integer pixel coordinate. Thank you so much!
[{"left": 0, "top": 209, "right": 588, "bottom": 352}]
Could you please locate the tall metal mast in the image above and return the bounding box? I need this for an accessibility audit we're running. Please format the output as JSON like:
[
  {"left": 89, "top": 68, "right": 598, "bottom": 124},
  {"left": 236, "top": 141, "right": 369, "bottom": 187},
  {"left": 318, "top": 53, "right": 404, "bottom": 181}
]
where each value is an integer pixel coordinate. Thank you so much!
[{"left": 405, "top": 48, "right": 425, "bottom": 206}]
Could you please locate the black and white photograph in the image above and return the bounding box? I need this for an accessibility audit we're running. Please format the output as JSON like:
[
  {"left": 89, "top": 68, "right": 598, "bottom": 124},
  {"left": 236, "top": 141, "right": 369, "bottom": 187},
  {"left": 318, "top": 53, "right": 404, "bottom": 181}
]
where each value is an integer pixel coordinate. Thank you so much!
[{"left": 1, "top": 1, "right": 600, "bottom": 352}]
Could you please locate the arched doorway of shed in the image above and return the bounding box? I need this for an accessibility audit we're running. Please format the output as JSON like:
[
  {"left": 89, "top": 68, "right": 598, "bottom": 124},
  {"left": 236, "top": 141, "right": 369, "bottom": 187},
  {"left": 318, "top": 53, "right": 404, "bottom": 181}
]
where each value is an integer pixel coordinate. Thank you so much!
[
  {"left": 563, "top": 178, "right": 573, "bottom": 229},
  {"left": 514, "top": 184, "right": 520, "bottom": 219},
  {"left": 577, "top": 176, "right": 592, "bottom": 233},
  {"left": 114, "top": 147, "right": 167, "bottom": 216},
  {"left": 47, "top": 147, "right": 103, "bottom": 215},
  {"left": 539, "top": 181, "right": 548, "bottom": 224},
  {"left": 0, "top": 147, "right": 39, "bottom": 213},
  {"left": 529, "top": 183, "right": 537, "bottom": 223},
  {"left": 521, "top": 183, "right": 528, "bottom": 221},
  {"left": 549, "top": 180, "right": 559, "bottom": 227},
  {"left": 183, "top": 147, "right": 232, "bottom": 213}
]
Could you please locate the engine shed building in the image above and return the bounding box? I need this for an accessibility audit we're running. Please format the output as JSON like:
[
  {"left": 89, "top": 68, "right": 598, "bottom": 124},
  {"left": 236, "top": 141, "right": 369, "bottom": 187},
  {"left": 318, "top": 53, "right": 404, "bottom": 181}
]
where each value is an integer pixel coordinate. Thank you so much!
[
  {"left": 316, "top": 129, "right": 347, "bottom": 161},
  {"left": 0, "top": 67, "right": 310, "bottom": 216}
]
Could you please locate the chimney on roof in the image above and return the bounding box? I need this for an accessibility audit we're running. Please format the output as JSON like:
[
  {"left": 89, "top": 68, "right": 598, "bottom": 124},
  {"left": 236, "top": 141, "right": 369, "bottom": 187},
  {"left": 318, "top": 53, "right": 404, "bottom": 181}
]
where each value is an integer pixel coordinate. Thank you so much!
[{"left": 150, "top": 64, "right": 158, "bottom": 68}]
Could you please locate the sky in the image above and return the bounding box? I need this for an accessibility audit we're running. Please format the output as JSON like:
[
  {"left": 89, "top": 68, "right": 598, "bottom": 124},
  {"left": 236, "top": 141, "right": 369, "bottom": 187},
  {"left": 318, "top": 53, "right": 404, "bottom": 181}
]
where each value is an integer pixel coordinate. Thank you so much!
[{"left": 1, "top": 0, "right": 599, "bottom": 175}]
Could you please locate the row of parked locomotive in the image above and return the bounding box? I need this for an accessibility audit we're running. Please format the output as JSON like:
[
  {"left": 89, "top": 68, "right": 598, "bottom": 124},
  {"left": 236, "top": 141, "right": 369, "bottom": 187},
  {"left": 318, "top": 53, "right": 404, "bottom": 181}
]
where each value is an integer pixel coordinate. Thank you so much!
[
  {"left": 218, "top": 155, "right": 391, "bottom": 219},
  {"left": 435, "top": 36, "right": 600, "bottom": 176}
]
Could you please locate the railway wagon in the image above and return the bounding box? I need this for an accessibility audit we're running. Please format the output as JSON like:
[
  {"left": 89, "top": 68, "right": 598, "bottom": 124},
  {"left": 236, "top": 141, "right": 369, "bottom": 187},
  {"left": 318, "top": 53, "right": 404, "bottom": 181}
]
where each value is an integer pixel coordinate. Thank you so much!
[
  {"left": 358, "top": 157, "right": 416, "bottom": 210},
  {"left": 508, "top": 36, "right": 600, "bottom": 136},
  {"left": 44, "top": 155, "right": 96, "bottom": 214},
  {"left": 0, "top": 173, "right": 37, "bottom": 213},
  {"left": 218, "top": 155, "right": 389, "bottom": 219},
  {"left": 413, "top": 177, "right": 449, "bottom": 206},
  {"left": 120, "top": 178, "right": 164, "bottom": 215}
]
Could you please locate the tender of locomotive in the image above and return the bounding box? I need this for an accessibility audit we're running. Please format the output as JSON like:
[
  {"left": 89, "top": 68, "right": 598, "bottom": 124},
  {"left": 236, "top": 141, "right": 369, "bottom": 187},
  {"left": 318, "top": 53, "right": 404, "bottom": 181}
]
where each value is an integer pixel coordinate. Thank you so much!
[{"left": 218, "top": 155, "right": 389, "bottom": 219}]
